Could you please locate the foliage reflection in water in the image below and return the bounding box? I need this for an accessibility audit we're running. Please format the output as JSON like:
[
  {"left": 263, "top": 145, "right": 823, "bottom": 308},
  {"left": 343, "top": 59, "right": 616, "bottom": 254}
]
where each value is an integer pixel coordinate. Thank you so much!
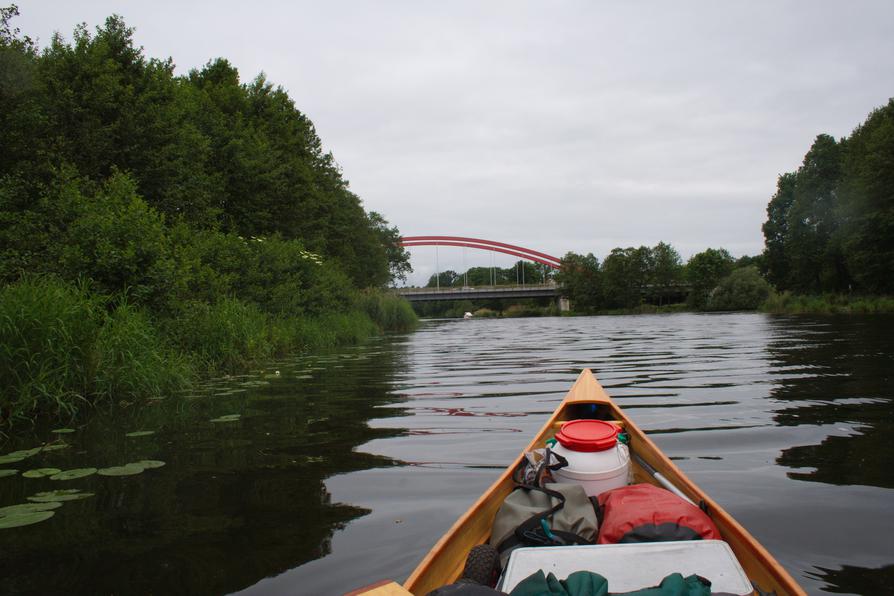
[{"left": 0, "top": 339, "right": 410, "bottom": 595}]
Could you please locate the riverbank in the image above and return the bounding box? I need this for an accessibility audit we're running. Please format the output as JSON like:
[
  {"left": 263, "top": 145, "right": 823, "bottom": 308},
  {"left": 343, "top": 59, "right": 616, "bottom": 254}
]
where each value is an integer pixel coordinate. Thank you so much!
[
  {"left": 0, "top": 277, "right": 416, "bottom": 425},
  {"left": 761, "top": 292, "right": 894, "bottom": 315},
  {"left": 428, "top": 293, "right": 894, "bottom": 320}
]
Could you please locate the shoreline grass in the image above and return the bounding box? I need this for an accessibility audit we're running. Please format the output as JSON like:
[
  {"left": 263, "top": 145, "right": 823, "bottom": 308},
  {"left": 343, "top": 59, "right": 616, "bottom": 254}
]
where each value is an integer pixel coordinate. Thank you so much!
[
  {"left": 761, "top": 292, "right": 894, "bottom": 315},
  {"left": 0, "top": 278, "right": 416, "bottom": 426}
]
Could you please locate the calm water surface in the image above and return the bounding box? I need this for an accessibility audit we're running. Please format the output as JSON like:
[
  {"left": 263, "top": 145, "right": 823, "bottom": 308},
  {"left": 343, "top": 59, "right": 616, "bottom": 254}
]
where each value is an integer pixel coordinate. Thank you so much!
[{"left": 1, "top": 313, "right": 892, "bottom": 595}]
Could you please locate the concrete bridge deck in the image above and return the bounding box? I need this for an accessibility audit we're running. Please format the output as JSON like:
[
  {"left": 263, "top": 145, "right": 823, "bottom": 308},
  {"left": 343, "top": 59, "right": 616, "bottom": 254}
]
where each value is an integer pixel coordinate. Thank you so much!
[{"left": 395, "top": 283, "right": 560, "bottom": 302}]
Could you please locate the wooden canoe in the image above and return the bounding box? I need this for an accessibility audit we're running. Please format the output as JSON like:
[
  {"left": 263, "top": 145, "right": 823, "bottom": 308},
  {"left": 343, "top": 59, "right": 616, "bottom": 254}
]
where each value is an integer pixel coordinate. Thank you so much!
[{"left": 356, "top": 369, "right": 805, "bottom": 596}]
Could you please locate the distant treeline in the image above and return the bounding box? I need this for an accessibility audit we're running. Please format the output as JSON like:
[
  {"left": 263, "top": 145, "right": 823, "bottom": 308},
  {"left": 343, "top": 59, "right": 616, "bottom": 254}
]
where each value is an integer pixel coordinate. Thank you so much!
[
  {"left": 549, "top": 98, "right": 894, "bottom": 314},
  {"left": 0, "top": 9, "right": 415, "bottom": 423},
  {"left": 555, "top": 244, "right": 764, "bottom": 313}
]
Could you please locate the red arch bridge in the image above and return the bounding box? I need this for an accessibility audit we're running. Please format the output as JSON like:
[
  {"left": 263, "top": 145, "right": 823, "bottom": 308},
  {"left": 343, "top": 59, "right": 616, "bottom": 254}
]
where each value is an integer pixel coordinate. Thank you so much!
[{"left": 395, "top": 236, "right": 569, "bottom": 308}]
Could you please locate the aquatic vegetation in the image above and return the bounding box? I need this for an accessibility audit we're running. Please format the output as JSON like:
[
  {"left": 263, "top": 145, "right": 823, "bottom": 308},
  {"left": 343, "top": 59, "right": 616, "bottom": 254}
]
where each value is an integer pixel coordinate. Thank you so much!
[
  {"left": 125, "top": 430, "right": 155, "bottom": 437},
  {"left": 0, "top": 502, "right": 62, "bottom": 515},
  {"left": 0, "top": 469, "right": 18, "bottom": 478},
  {"left": 22, "top": 468, "right": 62, "bottom": 478},
  {"left": 97, "top": 464, "right": 143, "bottom": 476},
  {"left": 136, "top": 460, "right": 165, "bottom": 469},
  {"left": 40, "top": 444, "right": 69, "bottom": 452},
  {"left": 0, "top": 509, "right": 55, "bottom": 529},
  {"left": 0, "top": 454, "right": 26, "bottom": 465},
  {"left": 97, "top": 460, "right": 165, "bottom": 476},
  {"left": 51, "top": 428, "right": 75, "bottom": 434},
  {"left": 210, "top": 414, "right": 241, "bottom": 423},
  {"left": 49, "top": 468, "right": 97, "bottom": 481},
  {"left": 28, "top": 489, "right": 94, "bottom": 503}
]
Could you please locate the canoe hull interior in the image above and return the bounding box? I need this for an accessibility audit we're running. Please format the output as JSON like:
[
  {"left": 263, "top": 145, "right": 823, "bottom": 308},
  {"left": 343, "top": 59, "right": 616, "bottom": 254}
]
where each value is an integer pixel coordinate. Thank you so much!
[{"left": 401, "top": 369, "right": 805, "bottom": 596}]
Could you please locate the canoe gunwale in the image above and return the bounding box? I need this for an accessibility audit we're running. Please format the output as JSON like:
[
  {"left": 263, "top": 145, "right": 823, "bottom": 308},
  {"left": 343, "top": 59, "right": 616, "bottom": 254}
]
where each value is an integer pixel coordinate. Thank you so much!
[{"left": 402, "top": 369, "right": 805, "bottom": 596}]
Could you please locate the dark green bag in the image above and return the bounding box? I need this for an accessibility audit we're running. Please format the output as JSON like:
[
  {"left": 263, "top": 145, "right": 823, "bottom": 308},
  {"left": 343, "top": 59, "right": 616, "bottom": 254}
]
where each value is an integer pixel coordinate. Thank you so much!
[{"left": 509, "top": 570, "right": 712, "bottom": 596}]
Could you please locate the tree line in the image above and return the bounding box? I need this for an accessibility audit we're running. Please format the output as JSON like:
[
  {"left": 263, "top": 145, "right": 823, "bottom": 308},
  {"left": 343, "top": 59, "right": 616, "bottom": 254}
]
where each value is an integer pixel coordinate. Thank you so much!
[
  {"left": 762, "top": 99, "right": 893, "bottom": 295},
  {"left": 0, "top": 8, "right": 414, "bottom": 423},
  {"left": 542, "top": 97, "right": 894, "bottom": 314},
  {"left": 555, "top": 243, "right": 767, "bottom": 313}
]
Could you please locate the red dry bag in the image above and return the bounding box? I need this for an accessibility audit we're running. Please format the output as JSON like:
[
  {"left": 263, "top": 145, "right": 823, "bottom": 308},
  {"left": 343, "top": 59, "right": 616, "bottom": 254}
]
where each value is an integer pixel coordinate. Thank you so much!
[{"left": 596, "top": 483, "right": 721, "bottom": 544}]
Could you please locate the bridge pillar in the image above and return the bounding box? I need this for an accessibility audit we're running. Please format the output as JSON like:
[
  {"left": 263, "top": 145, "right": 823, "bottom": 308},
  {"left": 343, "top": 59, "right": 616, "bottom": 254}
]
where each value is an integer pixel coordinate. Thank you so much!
[{"left": 557, "top": 296, "right": 571, "bottom": 312}]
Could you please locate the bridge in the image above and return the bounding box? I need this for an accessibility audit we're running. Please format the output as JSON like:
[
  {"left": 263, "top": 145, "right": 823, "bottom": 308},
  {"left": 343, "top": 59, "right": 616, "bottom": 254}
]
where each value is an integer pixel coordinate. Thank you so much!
[
  {"left": 397, "top": 235, "right": 568, "bottom": 308},
  {"left": 399, "top": 236, "right": 562, "bottom": 269},
  {"left": 396, "top": 283, "right": 561, "bottom": 302}
]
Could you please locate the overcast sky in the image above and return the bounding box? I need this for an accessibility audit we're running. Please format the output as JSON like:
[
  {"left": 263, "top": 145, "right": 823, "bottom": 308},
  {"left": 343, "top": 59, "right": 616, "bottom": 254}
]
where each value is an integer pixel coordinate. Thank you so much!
[{"left": 18, "top": 1, "right": 894, "bottom": 285}]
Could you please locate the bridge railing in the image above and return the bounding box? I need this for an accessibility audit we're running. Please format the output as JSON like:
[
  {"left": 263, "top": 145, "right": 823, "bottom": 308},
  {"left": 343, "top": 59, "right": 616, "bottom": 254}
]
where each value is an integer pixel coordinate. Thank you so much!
[{"left": 395, "top": 283, "right": 558, "bottom": 294}]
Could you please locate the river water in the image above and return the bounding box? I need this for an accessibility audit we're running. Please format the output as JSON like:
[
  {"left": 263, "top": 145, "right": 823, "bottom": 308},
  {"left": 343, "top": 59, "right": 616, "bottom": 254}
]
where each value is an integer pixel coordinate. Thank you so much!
[{"left": 1, "top": 313, "right": 892, "bottom": 595}]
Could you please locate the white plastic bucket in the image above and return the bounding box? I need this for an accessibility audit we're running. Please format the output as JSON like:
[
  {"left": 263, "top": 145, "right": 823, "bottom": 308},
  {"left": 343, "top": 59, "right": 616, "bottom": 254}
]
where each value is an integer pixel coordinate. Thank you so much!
[{"left": 549, "top": 419, "right": 630, "bottom": 497}]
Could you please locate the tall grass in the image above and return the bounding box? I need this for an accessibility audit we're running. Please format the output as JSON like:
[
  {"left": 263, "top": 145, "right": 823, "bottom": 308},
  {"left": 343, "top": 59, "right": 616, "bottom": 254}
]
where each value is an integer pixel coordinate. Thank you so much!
[
  {"left": 0, "top": 277, "right": 99, "bottom": 420},
  {"left": 165, "top": 298, "right": 273, "bottom": 372},
  {"left": 761, "top": 291, "right": 894, "bottom": 314},
  {"left": 1, "top": 279, "right": 413, "bottom": 424},
  {"left": 94, "top": 298, "right": 193, "bottom": 399},
  {"left": 356, "top": 289, "right": 417, "bottom": 332},
  {"left": 270, "top": 311, "right": 378, "bottom": 354},
  {"left": 0, "top": 277, "right": 191, "bottom": 423}
]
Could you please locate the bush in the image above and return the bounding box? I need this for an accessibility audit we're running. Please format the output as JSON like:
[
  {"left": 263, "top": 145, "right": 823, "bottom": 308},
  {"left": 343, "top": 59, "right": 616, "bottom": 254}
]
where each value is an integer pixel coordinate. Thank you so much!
[
  {"left": 707, "top": 266, "right": 771, "bottom": 311},
  {"left": 57, "top": 172, "right": 175, "bottom": 309}
]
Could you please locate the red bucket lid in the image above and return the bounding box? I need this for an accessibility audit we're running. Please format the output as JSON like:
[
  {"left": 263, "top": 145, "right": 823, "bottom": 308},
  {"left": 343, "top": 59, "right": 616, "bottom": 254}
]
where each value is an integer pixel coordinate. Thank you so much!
[{"left": 555, "top": 420, "right": 619, "bottom": 452}]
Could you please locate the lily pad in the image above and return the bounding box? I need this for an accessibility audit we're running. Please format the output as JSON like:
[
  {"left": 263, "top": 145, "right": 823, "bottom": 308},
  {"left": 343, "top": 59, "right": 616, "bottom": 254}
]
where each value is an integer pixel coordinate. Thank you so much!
[
  {"left": 125, "top": 430, "right": 155, "bottom": 438},
  {"left": 210, "top": 414, "right": 241, "bottom": 423},
  {"left": 0, "top": 469, "right": 18, "bottom": 478},
  {"left": 51, "top": 428, "right": 75, "bottom": 434},
  {"left": 49, "top": 468, "right": 97, "bottom": 481},
  {"left": 97, "top": 463, "right": 145, "bottom": 477},
  {"left": 8, "top": 447, "right": 41, "bottom": 458},
  {"left": 22, "top": 468, "right": 62, "bottom": 479},
  {"left": 0, "top": 509, "right": 55, "bottom": 529},
  {"left": 27, "top": 489, "right": 94, "bottom": 503},
  {"left": 0, "top": 502, "right": 62, "bottom": 515},
  {"left": 40, "top": 444, "right": 69, "bottom": 452},
  {"left": 0, "top": 455, "right": 25, "bottom": 465},
  {"left": 135, "top": 460, "right": 165, "bottom": 469}
]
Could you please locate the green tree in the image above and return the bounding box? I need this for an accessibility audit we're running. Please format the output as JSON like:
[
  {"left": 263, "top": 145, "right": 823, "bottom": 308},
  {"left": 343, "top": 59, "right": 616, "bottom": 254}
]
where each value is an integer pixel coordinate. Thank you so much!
[
  {"left": 57, "top": 171, "right": 175, "bottom": 309},
  {"left": 602, "top": 246, "right": 652, "bottom": 308},
  {"left": 707, "top": 266, "right": 772, "bottom": 311},
  {"left": 426, "top": 270, "right": 459, "bottom": 288},
  {"left": 785, "top": 134, "right": 846, "bottom": 292},
  {"left": 762, "top": 172, "right": 796, "bottom": 289},
  {"left": 837, "top": 99, "right": 894, "bottom": 293},
  {"left": 650, "top": 241, "right": 683, "bottom": 305},
  {"left": 686, "top": 248, "right": 734, "bottom": 308},
  {"left": 556, "top": 252, "right": 603, "bottom": 312}
]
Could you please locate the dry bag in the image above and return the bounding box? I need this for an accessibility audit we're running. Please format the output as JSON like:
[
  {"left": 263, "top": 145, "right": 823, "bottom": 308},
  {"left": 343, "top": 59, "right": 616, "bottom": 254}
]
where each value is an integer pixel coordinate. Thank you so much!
[{"left": 596, "top": 483, "right": 720, "bottom": 544}]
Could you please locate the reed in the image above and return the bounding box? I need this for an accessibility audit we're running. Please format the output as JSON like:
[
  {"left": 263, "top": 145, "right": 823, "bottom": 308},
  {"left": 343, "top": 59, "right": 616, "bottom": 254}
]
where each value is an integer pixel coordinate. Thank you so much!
[
  {"left": 356, "top": 289, "right": 418, "bottom": 332},
  {"left": 93, "top": 298, "right": 193, "bottom": 399},
  {"left": 0, "top": 276, "right": 99, "bottom": 421},
  {"left": 761, "top": 291, "right": 894, "bottom": 314},
  {"left": 165, "top": 298, "right": 273, "bottom": 372}
]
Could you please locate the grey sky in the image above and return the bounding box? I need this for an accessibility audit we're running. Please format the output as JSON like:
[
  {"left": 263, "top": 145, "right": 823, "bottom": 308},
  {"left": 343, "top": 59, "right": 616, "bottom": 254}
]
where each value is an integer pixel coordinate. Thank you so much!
[{"left": 18, "top": 1, "right": 894, "bottom": 285}]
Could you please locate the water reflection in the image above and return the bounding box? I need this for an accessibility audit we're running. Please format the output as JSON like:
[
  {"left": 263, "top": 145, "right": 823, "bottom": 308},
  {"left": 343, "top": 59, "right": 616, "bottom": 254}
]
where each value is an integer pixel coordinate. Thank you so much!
[
  {"left": 3, "top": 315, "right": 894, "bottom": 596},
  {"left": 0, "top": 339, "right": 411, "bottom": 595},
  {"left": 807, "top": 563, "right": 894, "bottom": 595},
  {"left": 767, "top": 316, "right": 894, "bottom": 490}
]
